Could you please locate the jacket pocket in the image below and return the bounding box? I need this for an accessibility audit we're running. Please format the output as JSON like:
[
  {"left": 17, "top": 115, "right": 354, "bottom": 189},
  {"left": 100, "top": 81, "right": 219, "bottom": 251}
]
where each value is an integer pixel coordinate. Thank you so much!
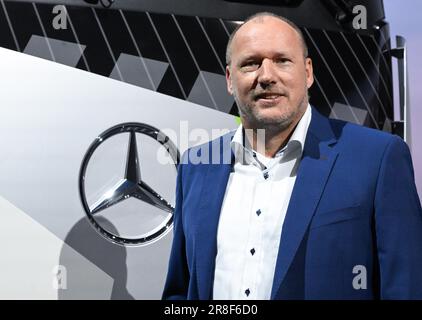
[{"left": 310, "top": 204, "right": 362, "bottom": 229}]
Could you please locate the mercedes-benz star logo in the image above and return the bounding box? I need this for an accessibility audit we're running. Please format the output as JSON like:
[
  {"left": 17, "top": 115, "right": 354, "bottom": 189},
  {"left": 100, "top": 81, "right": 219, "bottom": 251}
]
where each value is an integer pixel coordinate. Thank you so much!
[{"left": 79, "top": 123, "right": 180, "bottom": 246}]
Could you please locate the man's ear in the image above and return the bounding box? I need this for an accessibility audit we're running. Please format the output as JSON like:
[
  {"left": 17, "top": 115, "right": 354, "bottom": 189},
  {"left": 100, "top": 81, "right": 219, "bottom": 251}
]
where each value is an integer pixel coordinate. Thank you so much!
[
  {"left": 226, "top": 65, "right": 233, "bottom": 95},
  {"left": 305, "top": 57, "right": 314, "bottom": 89}
]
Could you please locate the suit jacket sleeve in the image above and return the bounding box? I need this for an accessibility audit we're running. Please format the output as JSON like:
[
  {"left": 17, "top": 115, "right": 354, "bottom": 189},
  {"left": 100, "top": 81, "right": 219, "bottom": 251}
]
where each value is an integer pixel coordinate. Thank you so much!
[
  {"left": 162, "top": 154, "right": 189, "bottom": 300},
  {"left": 374, "top": 135, "right": 422, "bottom": 299}
]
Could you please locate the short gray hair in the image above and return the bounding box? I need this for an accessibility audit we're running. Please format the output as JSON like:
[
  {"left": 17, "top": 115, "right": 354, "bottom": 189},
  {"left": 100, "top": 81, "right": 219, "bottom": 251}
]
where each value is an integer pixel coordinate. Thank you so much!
[{"left": 225, "top": 12, "right": 309, "bottom": 65}]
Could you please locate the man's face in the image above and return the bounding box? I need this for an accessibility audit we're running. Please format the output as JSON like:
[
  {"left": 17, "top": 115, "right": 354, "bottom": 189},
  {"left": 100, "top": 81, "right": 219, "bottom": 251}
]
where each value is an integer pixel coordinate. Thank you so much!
[{"left": 226, "top": 17, "right": 314, "bottom": 130}]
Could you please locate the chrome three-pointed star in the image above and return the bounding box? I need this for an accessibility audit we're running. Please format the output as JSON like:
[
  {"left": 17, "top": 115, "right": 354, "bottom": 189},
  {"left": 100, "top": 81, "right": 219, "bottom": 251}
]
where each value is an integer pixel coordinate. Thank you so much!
[{"left": 89, "top": 131, "right": 173, "bottom": 215}]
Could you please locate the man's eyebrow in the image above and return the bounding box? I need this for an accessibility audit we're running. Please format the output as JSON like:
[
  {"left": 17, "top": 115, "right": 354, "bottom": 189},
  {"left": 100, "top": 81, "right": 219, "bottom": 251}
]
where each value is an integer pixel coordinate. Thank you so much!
[
  {"left": 238, "top": 55, "right": 260, "bottom": 63},
  {"left": 238, "top": 52, "right": 290, "bottom": 63}
]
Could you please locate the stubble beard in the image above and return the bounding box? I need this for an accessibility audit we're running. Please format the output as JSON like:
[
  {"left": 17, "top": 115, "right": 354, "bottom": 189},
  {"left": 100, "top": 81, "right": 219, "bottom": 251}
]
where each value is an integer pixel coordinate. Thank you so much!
[{"left": 234, "top": 86, "right": 309, "bottom": 135}]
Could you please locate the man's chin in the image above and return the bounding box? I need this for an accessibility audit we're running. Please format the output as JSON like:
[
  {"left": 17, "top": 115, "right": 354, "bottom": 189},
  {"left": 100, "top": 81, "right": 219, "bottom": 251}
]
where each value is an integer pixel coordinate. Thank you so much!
[
  {"left": 238, "top": 104, "right": 297, "bottom": 129},
  {"left": 250, "top": 114, "right": 293, "bottom": 130},
  {"left": 255, "top": 108, "right": 293, "bottom": 122}
]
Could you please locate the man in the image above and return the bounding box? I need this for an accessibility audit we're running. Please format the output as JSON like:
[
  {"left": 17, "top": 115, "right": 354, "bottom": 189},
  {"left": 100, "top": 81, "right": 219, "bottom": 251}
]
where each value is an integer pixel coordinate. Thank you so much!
[{"left": 162, "top": 12, "right": 422, "bottom": 299}]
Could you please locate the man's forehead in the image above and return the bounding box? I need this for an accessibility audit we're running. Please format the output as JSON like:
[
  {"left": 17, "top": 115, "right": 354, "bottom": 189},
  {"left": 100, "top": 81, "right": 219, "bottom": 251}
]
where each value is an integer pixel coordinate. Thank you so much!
[
  {"left": 234, "top": 16, "right": 296, "bottom": 40},
  {"left": 231, "top": 17, "right": 299, "bottom": 55},
  {"left": 232, "top": 17, "right": 299, "bottom": 48}
]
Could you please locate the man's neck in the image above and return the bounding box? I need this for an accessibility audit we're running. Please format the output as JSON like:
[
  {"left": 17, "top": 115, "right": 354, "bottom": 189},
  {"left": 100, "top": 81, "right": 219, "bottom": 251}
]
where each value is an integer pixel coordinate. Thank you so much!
[{"left": 242, "top": 107, "right": 307, "bottom": 158}]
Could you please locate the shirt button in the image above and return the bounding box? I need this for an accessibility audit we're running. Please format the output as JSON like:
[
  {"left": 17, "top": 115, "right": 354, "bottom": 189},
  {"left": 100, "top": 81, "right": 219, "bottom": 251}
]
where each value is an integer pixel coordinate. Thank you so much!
[
  {"left": 250, "top": 248, "right": 255, "bottom": 256},
  {"left": 245, "top": 288, "right": 251, "bottom": 297},
  {"left": 256, "top": 209, "right": 262, "bottom": 216},
  {"left": 263, "top": 172, "right": 269, "bottom": 179}
]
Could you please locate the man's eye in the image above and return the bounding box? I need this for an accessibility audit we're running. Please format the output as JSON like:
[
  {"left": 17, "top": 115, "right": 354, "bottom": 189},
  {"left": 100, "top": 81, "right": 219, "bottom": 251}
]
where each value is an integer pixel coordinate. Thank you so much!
[
  {"left": 276, "top": 58, "right": 290, "bottom": 64},
  {"left": 241, "top": 62, "right": 259, "bottom": 70}
]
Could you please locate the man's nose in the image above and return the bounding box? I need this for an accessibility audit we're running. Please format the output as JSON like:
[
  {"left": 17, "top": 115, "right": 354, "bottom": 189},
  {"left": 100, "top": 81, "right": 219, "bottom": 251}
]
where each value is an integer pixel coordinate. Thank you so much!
[{"left": 257, "top": 59, "right": 277, "bottom": 87}]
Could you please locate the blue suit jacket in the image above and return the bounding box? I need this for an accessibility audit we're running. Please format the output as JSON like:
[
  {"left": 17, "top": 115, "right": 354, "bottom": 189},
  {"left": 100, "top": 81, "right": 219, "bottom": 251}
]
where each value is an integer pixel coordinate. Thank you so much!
[{"left": 162, "top": 107, "right": 422, "bottom": 299}]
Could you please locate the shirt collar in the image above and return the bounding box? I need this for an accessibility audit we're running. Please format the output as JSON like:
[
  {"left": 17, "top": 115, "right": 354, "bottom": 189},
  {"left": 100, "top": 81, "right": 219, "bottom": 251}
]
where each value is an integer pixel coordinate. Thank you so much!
[{"left": 231, "top": 104, "right": 312, "bottom": 163}]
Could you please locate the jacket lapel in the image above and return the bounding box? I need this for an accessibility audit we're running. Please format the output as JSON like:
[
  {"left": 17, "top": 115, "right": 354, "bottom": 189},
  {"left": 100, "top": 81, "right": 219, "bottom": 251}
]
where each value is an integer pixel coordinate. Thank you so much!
[
  {"left": 195, "top": 133, "right": 235, "bottom": 300},
  {"left": 271, "top": 108, "right": 338, "bottom": 299}
]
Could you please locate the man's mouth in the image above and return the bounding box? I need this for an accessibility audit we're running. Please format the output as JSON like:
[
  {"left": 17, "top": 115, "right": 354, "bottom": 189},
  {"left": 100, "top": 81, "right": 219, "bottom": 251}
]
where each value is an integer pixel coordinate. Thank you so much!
[{"left": 254, "top": 92, "right": 285, "bottom": 102}]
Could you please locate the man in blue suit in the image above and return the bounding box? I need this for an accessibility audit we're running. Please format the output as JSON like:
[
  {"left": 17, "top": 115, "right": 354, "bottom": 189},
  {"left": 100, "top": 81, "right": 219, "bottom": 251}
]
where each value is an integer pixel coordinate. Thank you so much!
[{"left": 162, "top": 12, "right": 422, "bottom": 299}]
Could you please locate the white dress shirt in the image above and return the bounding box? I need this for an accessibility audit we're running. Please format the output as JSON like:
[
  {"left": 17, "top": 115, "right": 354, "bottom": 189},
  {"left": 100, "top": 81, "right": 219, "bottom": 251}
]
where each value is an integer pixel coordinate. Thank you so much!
[{"left": 213, "top": 104, "right": 312, "bottom": 300}]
